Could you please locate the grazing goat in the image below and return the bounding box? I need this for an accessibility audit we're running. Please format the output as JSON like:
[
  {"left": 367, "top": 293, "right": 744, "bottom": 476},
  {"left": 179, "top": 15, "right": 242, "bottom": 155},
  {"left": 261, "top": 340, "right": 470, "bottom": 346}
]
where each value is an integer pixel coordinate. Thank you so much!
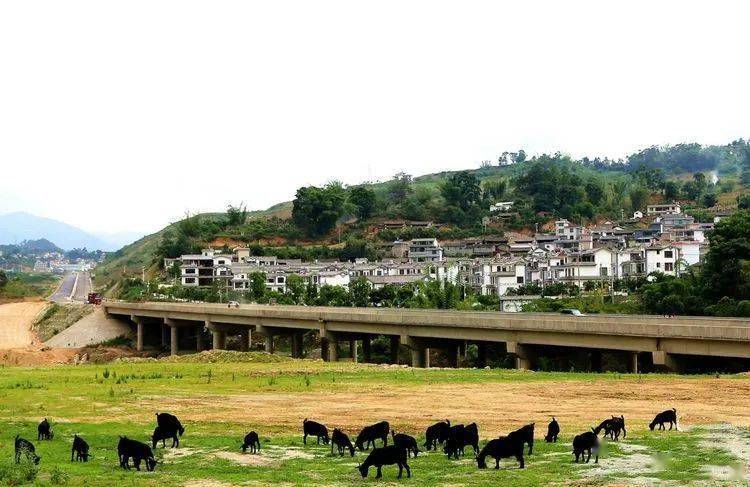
[
  {"left": 443, "top": 424, "right": 466, "bottom": 459},
  {"left": 241, "top": 432, "right": 261, "bottom": 453},
  {"left": 357, "top": 445, "right": 410, "bottom": 479},
  {"left": 71, "top": 434, "right": 90, "bottom": 462},
  {"left": 423, "top": 420, "right": 451, "bottom": 451},
  {"left": 302, "top": 419, "right": 329, "bottom": 445},
  {"left": 477, "top": 436, "right": 525, "bottom": 469},
  {"left": 572, "top": 429, "right": 600, "bottom": 463},
  {"left": 152, "top": 426, "right": 180, "bottom": 449},
  {"left": 649, "top": 408, "right": 678, "bottom": 431},
  {"left": 391, "top": 431, "right": 420, "bottom": 458},
  {"left": 331, "top": 428, "right": 355, "bottom": 457},
  {"left": 509, "top": 423, "right": 535, "bottom": 455},
  {"left": 595, "top": 415, "right": 626, "bottom": 441},
  {"left": 545, "top": 417, "right": 560, "bottom": 443},
  {"left": 355, "top": 421, "right": 390, "bottom": 451},
  {"left": 463, "top": 423, "right": 480, "bottom": 457},
  {"left": 118, "top": 436, "right": 157, "bottom": 471},
  {"left": 156, "top": 412, "right": 185, "bottom": 444},
  {"left": 14, "top": 436, "right": 40, "bottom": 465},
  {"left": 37, "top": 418, "right": 53, "bottom": 441}
]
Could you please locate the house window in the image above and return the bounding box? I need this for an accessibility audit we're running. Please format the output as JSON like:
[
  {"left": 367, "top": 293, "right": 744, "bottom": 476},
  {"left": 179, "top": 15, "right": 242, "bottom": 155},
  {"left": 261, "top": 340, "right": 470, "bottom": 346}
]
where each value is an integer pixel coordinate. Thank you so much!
[
  {"left": 665, "top": 263, "right": 674, "bottom": 271},
  {"left": 600, "top": 267, "right": 608, "bottom": 276},
  {"left": 516, "top": 276, "right": 524, "bottom": 284},
  {"left": 664, "top": 251, "right": 673, "bottom": 258},
  {"left": 184, "top": 277, "right": 195, "bottom": 284},
  {"left": 185, "top": 268, "right": 196, "bottom": 274},
  {"left": 656, "top": 263, "right": 661, "bottom": 268}
]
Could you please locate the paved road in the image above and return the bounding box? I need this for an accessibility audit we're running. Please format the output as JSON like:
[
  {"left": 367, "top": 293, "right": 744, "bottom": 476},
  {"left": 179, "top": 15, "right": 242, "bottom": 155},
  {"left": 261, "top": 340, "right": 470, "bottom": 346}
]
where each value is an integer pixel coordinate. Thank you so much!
[
  {"left": 72, "top": 272, "right": 91, "bottom": 302},
  {"left": 48, "top": 272, "right": 77, "bottom": 302}
]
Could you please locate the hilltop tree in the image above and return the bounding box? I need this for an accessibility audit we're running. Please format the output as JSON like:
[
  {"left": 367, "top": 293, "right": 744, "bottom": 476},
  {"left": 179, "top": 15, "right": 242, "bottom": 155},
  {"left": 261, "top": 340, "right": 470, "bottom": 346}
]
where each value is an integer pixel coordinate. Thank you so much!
[
  {"left": 388, "top": 172, "right": 413, "bottom": 201},
  {"left": 441, "top": 171, "right": 482, "bottom": 224},
  {"left": 225, "top": 203, "right": 248, "bottom": 226},
  {"left": 483, "top": 179, "right": 507, "bottom": 201},
  {"left": 584, "top": 180, "right": 605, "bottom": 205},
  {"left": 348, "top": 186, "right": 376, "bottom": 220},
  {"left": 292, "top": 182, "right": 347, "bottom": 237},
  {"left": 701, "top": 192, "right": 718, "bottom": 208}
]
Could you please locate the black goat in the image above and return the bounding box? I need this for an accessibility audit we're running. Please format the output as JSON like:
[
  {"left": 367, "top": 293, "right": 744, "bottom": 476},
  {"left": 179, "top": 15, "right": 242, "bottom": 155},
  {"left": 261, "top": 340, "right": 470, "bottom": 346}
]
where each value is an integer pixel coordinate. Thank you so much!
[
  {"left": 152, "top": 425, "right": 180, "bottom": 449},
  {"left": 71, "top": 434, "right": 90, "bottom": 462},
  {"left": 241, "top": 432, "right": 261, "bottom": 453},
  {"left": 331, "top": 428, "right": 355, "bottom": 457},
  {"left": 156, "top": 413, "right": 185, "bottom": 441},
  {"left": 463, "top": 423, "right": 480, "bottom": 457},
  {"left": 391, "top": 431, "right": 420, "bottom": 458},
  {"left": 355, "top": 421, "right": 390, "bottom": 451},
  {"left": 302, "top": 419, "right": 329, "bottom": 445},
  {"left": 424, "top": 419, "right": 451, "bottom": 451},
  {"left": 649, "top": 408, "right": 677, "bottom": 431},
  {"left": 572, "top": 429, "right": 600, "bottom": 463},
  {"left": 14, "top": 436, "right": 40, "bottom": 465},
  {"left": 545, "top": 417, "right": 560, "bottom": 443},
  {"left": 118, "top": 436, "right": 157, "bottom": 471},
  {"left": 595, "top": 415, "right": 626, "bottom": 441},
  {"left": 37, "top": 418, "right": 53, "bottom": 441},
  {"left": 509, "top": 423, "right": 535, "bottom": 455},
  {"left": 477, "top": 436, "right": 525, "bottom": 469},
  {"left": 443, "top": 424, "right": 465, "bottom": 459},
  {"left": 357, "top": 445, "right": 410, "bottom": 479}
]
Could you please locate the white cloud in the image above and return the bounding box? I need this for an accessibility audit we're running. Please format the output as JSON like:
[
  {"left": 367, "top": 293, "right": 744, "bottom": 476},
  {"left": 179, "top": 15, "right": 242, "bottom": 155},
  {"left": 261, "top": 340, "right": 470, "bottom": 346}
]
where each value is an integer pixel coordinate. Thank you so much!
[{"left": 1, "top": 1, "right": 748, "bottom": 234}]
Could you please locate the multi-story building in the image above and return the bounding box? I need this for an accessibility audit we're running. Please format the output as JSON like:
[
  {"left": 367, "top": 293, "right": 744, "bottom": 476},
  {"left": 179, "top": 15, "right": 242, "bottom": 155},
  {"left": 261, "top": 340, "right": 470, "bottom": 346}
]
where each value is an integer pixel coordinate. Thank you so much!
[
  {"left": 647, "top": 203, "right": 681, "bottom": 216},
  {"left": 408, "top": 238, "right": 443, "bottom": 263}
]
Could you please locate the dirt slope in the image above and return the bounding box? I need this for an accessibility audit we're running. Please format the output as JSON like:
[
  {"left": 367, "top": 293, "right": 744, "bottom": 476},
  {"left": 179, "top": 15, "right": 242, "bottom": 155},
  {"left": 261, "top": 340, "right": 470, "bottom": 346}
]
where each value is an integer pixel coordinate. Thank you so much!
[{"left": 0, "top": 301, "right": 45, "bottom": 348}]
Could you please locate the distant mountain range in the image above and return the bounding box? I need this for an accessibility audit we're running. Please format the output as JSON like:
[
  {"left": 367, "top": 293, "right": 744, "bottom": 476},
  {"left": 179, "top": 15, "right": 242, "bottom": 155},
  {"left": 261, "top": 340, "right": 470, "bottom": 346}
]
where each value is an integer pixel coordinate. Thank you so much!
[{"left": 0, "top": 212, "right": 141, "bottom": 251}]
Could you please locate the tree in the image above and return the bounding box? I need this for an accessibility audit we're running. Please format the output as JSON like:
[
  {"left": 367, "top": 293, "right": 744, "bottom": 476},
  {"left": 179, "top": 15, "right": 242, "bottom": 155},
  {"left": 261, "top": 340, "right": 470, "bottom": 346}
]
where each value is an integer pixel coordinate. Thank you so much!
[
  {"left": 349, "top": 186, "right": 376, "bottom": 220},
  {"left": 701, "top": 210, "right": 750, "bottom": 302},
  {"left": 738, "top": 194, "right": 750, "bottom": 210},
  {"left": 249, "top": 272, "right": 267, "bottom": 302},
  {"left": 349, "top": 277, "right": 371, "bottom": 307},
  {"left": 0, "top": 270, "right": 6, "bottom": 288},
  {"left": 225, "top": 203, "right": 248, "bottom": 226},
  {"left": 663, "top": 181, "right": 680, "bottom": 201},
  {"left": 292, "top": 182, "right": 347, "bottom": 236},
  {"left": 388, "top": 172, "right": 413, "bottom": 201},
  {"left": 285, "top": 274, "right": 306, "bottom": 304},
  {"left": 584, "top": 180, "right": 604, "bottom": 205},
  {"left": 629, "top": 187, "right": 649, "bottom": 212},
  {"left": 316, "top": 285, "right": 351, "bottom": 306},
  {"left": 701, "top": 192, "right": 718, "bottom": 208},
  {"left": 483, "top": 179, "right": 507, "bottom": 201}
]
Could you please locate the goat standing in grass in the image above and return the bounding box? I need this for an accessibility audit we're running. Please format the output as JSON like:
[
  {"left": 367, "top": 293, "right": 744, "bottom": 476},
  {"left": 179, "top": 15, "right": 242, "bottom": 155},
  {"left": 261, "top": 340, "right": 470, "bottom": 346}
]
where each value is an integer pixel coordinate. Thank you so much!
[
  {"left": 572, "top": 429, "right": 600, "bottom": 463},
  {"left": 357, "top": 446, "right": 410, "bottom": 479},
  {"left": 331, "top": 429, "right": 355, "bottom": 457},
  {"left": 545, "top": 417, "right": 560, "bottom": 443},
  {"left": 649, "top": 408, "right": 678, "bottom": 431},
  {"left": 477, "top": 436, "right": 525, "bottom": 469},
  {"left": 241, "top": 432, "right": 261, "bottom": 453},
  {"left": 391, "top": 430, "right": 420, "bottom": 458},
  {"left": 423, "top": 420, "right": 450, "bottom": 451}
]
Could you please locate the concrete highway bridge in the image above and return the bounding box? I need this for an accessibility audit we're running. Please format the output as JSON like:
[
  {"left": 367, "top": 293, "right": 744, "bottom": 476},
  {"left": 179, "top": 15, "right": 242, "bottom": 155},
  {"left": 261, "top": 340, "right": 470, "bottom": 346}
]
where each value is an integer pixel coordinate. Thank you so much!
[{"left": 103, "top": 301, "right": 750, "bottom": 372}]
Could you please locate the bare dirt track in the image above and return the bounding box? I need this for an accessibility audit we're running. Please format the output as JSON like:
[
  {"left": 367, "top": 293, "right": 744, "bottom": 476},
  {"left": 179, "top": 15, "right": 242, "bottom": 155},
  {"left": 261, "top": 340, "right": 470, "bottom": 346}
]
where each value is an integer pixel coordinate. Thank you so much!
[{"left": 137, "top": 374, "right": 750, "bottom": 435}]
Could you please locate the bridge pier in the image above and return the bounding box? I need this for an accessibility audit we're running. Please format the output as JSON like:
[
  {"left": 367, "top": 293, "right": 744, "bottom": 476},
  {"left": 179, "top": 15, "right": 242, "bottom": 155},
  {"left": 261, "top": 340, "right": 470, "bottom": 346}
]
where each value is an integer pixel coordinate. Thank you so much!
[
  {"left": 477, "top": 343, "right": 488, "bottom": 368},
  {"left": 196, "top": 325, "right": 204, "bottom": 352},
  {"left": 131, "top": 316, "right": 144, "bottom": 352},
  {"left": 349, "top": 339, "right": 358, "bottom": 363},
  {"left": 652, "top": 350, "right": 680, "bottom": 373},
  {"left": 240, "top": 329, "right": 250, "bottom": 352},
  {"left": 362, "top": 335, "right": 371, "bottom": 363},
  {"left": 507, "top": 341, "right": 535, "bottom": 370},
  {"left": 389, "top": 336, "right": 400, "bottom": 365},
  {"left": 629, "top": 352, "right": 639, "bottom": 373},
  {"left": 291, "top": 333, "right": 304, "bottom": 358},
  {"left": 256, "top": 325, "right": 275, "bottom": 354},
  {"left": 161, "top": 324, "right": 168, "bottom": 348},
  {"left": 170, "top": 324, "right": 179, "bottom": 356},
  {"left": 206, "top": 322, "right": 226, "bottom": 350}
]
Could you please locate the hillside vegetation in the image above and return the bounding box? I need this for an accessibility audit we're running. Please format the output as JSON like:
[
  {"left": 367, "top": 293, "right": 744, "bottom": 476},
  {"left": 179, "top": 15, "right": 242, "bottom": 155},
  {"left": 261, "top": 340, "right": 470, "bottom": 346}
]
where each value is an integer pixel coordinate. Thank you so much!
[{"left": 94, "top": 141, "right": 750, "bottom": 295}]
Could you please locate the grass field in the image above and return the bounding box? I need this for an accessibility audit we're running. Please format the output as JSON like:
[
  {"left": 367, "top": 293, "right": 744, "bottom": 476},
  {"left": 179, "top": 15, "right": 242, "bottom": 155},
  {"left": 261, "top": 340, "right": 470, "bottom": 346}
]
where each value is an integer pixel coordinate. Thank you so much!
[{"left": 0, "top": 353, "right": 748, "bottom": 485}]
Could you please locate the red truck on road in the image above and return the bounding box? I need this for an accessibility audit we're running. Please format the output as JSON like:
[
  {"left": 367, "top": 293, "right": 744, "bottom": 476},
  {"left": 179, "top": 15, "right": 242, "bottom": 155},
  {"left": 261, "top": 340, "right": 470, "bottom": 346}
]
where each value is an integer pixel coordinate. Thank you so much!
[{"left": 87, "top": 292, "right": 102, "bottom": 305}]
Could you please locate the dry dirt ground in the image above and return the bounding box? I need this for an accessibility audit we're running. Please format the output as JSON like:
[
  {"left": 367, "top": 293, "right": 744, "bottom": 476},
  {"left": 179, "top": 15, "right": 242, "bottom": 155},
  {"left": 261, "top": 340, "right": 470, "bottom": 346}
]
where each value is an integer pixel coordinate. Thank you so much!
[
  {"left": 135, "top": 374, "right": 750, "bottom": 435},
  {"left": 44, "top": 307, "right": 132, "bottom": 348},
  {"left": 0, "top": 301, "right": 137, "bottom": 365},
  {"left": 0, "top": 300, "right": 45, "bottom": 348}
]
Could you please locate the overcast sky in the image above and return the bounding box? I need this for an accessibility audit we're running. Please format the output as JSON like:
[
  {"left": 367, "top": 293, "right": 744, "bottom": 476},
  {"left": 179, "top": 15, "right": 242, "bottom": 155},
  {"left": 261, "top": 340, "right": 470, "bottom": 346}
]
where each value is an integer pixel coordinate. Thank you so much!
[{"left": 1, "top": 1, "right": 749, "bottom": 236}]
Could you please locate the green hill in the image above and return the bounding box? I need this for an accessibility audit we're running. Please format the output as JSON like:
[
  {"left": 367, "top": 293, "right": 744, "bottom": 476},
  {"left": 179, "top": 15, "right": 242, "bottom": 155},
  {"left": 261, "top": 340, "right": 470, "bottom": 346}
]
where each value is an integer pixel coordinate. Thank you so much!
[{"left": 94, "top": 141, "right": 750, "bottom": 294}]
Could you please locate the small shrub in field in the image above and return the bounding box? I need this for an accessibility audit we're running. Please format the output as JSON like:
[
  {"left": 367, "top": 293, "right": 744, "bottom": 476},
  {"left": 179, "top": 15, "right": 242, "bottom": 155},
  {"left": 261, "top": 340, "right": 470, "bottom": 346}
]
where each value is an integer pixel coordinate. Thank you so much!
[
  {"left": 102, "top": 369, "right": 110, "bottom": 379},
  {"left": 268, "top": 376, "right": 277, "bottom": 386},
  {"left": 50, "top": 466, "right": 69, "bottom": 485},
  {"left": 0, "top": 459, "right": 39, "bottom": 484},
  {"left": 304, "top": 375, "right": 311, "bottom": 387}
]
